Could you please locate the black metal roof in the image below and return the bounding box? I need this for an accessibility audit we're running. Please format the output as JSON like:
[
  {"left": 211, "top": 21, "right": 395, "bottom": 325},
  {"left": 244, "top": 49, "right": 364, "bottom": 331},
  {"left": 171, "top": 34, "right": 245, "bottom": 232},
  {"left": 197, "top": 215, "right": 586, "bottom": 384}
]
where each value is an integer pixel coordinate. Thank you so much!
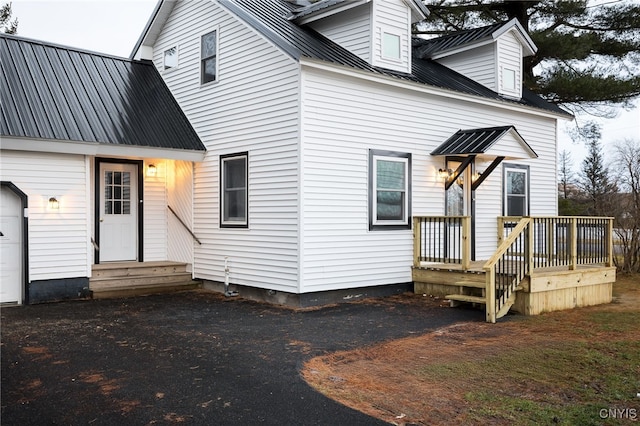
[
  {"left": 222, "top": 0, "right": 569, "bottom": 117},
  {"left": 0, "top": 33, "right": 205, "bottom": 152},
  {"left": 431, "top": 126, "right": 537, "bottom": 157},
  {"left": 413, "top": 22, "right": 504, "bottom": 59}
]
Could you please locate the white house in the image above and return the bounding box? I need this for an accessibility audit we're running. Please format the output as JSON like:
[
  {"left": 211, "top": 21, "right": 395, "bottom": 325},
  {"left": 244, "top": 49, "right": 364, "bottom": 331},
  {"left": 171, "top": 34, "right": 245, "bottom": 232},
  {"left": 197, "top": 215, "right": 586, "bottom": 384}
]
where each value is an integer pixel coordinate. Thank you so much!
[{"left": 2, "top": 0, "right": 614, "bottom": 315}]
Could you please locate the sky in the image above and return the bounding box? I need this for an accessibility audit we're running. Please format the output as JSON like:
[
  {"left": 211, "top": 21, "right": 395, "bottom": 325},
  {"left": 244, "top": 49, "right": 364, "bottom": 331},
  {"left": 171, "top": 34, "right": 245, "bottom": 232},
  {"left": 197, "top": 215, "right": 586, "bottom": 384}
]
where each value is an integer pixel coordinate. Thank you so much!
[{"left": 7, "top": 0, "right": 640, "bottom": 170}]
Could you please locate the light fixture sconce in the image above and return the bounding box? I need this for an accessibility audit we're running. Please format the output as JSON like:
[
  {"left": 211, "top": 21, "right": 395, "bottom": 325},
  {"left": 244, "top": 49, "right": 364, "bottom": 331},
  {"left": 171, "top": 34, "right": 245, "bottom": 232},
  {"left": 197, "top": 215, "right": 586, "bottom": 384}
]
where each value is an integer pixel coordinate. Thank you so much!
[
  {"left": 147, "top": 164, "right": 157, "bottom": 177},
  {"left": 48, "top": 196, "right": 59, "bottom": 210},
  {"left": 438, "top": 168, "right": 452, "bottom": 181},
  {"left": 472, "top": 171, "right": 482, "bottom": 183}
]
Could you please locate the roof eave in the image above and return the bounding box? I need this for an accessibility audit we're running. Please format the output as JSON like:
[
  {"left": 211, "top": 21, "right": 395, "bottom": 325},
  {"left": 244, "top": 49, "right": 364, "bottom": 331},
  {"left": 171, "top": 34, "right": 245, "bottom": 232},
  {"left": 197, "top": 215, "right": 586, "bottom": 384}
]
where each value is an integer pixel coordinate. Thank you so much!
[
  {"left": 493, "top": 18, "right": 537, "bottom": 56},
  {"left": 129, "top": 0, "right": 175, "bottom": 60}
]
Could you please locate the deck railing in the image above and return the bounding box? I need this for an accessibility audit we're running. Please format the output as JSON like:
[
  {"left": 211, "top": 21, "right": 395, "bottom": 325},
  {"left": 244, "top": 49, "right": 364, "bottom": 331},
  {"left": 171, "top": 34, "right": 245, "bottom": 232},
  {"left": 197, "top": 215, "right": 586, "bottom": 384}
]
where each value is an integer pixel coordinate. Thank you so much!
[
  {"left": 498, "top": 216, "right": 614, "bottom": 269},
  {"left": 413, "top": 216, "right": 471, "bottom": 270},
  {"left": 484, "top": 218, "right": 532, "bottom": 323}
]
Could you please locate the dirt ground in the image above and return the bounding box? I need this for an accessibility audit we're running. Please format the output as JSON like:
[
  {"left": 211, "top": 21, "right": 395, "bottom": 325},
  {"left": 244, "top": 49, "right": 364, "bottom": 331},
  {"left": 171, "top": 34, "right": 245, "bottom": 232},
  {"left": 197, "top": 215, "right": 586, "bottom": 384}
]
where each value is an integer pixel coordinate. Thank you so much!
[{"left": 302, "top": 274, "right": 640, "bottom": 425}]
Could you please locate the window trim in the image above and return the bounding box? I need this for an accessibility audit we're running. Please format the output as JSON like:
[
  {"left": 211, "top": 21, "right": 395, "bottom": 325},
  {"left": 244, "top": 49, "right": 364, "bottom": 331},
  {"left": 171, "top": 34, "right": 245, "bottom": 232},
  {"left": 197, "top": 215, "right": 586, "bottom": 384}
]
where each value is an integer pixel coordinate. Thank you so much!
[
  {"left": 369, "top": 149, "right": 411, "bottom": 231},
  {"left": 503, "top": 163, "right": 529, "bottom": 216},
  {"left": 200, "top": 28, "right": 219, "bottom": 85},
  {"left": 220, "top": 152, "right": 248, "bottom": 228},
  {"left": 163, "top": 46, "right": 178, "bottom": 71}
]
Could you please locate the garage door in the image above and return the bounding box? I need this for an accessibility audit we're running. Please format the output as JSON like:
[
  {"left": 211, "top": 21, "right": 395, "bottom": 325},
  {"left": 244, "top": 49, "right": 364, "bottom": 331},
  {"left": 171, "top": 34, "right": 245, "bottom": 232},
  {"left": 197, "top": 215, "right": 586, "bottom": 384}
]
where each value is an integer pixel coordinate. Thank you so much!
[{"left": 0, "top": 186, "right": 23, "bottom": 304}]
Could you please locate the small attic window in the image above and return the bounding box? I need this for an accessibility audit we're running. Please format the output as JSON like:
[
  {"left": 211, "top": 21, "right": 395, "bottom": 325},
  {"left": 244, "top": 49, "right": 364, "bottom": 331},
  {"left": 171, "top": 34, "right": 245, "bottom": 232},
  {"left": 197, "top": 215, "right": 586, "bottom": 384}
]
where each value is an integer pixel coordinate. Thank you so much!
[
  {"left": 382, "top": 32, "right": 401, "bottom": 60},
  {"left": 502, "top": 67, "right": 516, "bottom": 91},
  {"left": 164, "top": 47, "right": 178, "bottom": 70}
]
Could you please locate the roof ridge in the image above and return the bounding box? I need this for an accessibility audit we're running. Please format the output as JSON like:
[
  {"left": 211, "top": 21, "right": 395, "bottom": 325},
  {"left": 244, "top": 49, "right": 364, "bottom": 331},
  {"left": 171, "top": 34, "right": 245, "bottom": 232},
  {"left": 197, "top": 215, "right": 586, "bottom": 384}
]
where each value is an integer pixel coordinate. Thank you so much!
[{"left": 0, "top": 32, "right": 145, "bottom": 64}]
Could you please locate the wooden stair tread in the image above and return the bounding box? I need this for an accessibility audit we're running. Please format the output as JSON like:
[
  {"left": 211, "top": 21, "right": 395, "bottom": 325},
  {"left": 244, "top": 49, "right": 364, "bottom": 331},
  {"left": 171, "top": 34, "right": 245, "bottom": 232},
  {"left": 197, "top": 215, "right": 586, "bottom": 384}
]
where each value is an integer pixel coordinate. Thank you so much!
[
  {"left": 454, "top": 280, "right": 486, "bottom": 289},
  {"left": 445, "top": 294, "right": 486, "bottom": 304},
  {"left": 90, "top": 272, "right": 192, "bottom": 282}
]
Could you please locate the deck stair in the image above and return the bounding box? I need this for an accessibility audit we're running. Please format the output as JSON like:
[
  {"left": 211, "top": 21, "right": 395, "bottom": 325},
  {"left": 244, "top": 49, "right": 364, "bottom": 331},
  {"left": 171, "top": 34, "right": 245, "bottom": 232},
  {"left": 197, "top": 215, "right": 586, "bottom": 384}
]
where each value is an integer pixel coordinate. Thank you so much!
[{"left": 90, "top": 261, "right": 201, "bottom": 299}]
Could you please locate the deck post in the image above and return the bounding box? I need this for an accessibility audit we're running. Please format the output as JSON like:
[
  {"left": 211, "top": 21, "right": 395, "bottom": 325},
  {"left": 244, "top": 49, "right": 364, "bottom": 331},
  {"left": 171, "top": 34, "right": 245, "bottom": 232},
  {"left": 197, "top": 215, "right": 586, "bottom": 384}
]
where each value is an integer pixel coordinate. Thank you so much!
[
  {"left": 413, "top": 216, "right": 421, "bottom": 267},
  {"left": 497, "top": 216, "right": 505, "bottom": 245},
  {"left": 570, "top": 218, "right": 578, "bottom": 270},
  {"left": 607, "top": 217, "right": 614, "bottom": 267},
  {"left": 485, "top": 267, "right": 496, "bottom": 323},
  {"left": 527, "top": 218, "right": 535, "bottom": 273},
  {"left": 461, "top": 216, "right": 471, "bottom": 271}
]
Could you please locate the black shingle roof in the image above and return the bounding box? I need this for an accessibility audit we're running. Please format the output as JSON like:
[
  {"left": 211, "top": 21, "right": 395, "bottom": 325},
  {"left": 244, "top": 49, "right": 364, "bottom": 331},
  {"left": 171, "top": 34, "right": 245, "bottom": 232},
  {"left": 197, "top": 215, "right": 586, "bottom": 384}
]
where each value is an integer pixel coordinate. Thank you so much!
[
  {"left": 222, "top": 0, "right": 569, "bottom": 117},
  {"left": 0, "top": 34, "right": 205, "bottom": 152},
  {"left": 431, "top": 125, "right": 537, "bottom": 158}
]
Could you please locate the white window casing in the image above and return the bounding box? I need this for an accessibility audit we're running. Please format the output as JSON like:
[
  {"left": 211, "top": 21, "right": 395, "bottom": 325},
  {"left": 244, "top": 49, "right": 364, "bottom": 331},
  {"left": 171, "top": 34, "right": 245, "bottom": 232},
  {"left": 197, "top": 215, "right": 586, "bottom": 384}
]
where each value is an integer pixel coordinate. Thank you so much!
[{"left": 369, "top": 150, "right": 411, "bottom": 230}]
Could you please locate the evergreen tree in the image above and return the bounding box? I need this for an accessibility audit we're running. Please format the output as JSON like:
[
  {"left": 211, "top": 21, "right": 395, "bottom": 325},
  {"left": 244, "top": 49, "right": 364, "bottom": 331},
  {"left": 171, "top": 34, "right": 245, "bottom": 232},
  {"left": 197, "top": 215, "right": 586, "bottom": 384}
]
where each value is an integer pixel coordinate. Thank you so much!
[
  {"left": 1, "top": 2, "right": 17, "bottom": 34},
  {"left": 416, "top": 1, "right": 640, "bottom": 111},
  {"left": 579, "top": 133, "right": 616, "bottom": 216}
]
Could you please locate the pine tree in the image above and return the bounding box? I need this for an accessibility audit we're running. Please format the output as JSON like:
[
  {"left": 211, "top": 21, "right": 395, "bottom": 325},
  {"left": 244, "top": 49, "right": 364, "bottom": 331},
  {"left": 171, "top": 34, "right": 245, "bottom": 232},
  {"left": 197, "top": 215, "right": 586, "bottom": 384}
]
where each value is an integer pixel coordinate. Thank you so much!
[
  {"left": 1, "top": 2, "right": 18, "bottom": 34},
  {"left": 579, "top": 136, "right": 616, "bottom": 216},
  {"left": 416, "top": 1, "right": 640, "bottom": 110}
]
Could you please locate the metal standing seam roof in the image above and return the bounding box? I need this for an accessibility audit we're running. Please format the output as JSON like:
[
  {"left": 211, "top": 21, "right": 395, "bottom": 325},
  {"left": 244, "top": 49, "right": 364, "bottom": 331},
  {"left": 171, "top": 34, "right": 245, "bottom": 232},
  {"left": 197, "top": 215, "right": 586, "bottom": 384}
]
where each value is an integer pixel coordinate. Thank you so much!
[
  {"left": 430, "top": 125, "right": 537, "bottom": 157},
  {"left": 413, "top": 22, "right": 505, "bottom": 59},
  {"left": 0, "top": 33, "right": 205, "bottom": 152},
  {"left": 220, "top": 0, "right": 570, "bottom": 118}
]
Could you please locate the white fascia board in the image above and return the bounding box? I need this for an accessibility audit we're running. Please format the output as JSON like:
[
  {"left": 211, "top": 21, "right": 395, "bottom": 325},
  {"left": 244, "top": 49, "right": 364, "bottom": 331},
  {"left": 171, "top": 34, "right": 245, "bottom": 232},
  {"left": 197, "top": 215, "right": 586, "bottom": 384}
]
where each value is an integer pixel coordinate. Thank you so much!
[
  {"left": 493, "top": 18, "right": 537, "bottom": 56},
  {"left": 293, "top": 0, "right": 370, "bottom": 25},
  {"left": 403, "top": 0, "right": 429, "bottom": 21},
  {"left": 130, "top": 0, "right": 176, "bottom": 60},
  {"left": 0, "top": 137, "right": 206, "bottom": 162},
  {"left": 299, "top": 57, "right": 572, "bottom": 121}
]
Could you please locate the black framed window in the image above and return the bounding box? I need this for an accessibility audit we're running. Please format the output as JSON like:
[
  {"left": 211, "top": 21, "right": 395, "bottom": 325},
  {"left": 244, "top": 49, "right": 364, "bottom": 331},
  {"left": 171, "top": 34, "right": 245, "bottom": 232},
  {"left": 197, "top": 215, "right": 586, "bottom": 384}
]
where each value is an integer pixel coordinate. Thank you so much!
[
  {"left": 504, "top": 164, "right": 529, "bottom": 216},
  {"left": 201, "top": 30, "right": 217, "bottom": 84},
  {"left": 369, "top": 150, "right": 411, "bottom": 230},
  {"left": 221, "top": 153, "right": 248, "bottom": 228}
]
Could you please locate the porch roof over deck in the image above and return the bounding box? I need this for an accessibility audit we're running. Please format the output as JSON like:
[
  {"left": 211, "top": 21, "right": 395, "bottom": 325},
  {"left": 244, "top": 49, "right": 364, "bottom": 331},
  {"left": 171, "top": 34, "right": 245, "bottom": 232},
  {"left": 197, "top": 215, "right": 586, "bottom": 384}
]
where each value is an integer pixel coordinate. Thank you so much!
[
  {"left": 0, "top": 33, "right": 206, "bottom": 161},
  {"left": 431, "top": 125, "right": 537, "bottom": 160}
]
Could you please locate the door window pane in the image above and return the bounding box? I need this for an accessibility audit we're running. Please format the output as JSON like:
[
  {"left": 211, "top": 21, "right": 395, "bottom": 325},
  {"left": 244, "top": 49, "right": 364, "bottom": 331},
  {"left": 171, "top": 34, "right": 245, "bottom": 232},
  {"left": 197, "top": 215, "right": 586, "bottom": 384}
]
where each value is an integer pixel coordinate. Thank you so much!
[{"left": 104, "top": 170, "right": 132, "bottom": 215}]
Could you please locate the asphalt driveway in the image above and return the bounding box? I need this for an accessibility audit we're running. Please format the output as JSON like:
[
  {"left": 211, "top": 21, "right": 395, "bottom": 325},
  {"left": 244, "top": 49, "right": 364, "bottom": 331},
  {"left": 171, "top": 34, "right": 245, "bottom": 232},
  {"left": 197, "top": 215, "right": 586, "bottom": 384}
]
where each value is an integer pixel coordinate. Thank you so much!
[{"left": 1, "top": 290, "right": 482, "bottom": 425}]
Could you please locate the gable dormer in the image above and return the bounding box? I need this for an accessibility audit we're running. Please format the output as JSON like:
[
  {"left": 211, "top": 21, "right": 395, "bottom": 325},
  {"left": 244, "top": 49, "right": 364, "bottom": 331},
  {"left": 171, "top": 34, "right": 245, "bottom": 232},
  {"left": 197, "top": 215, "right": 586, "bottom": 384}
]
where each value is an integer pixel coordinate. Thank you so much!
[
  {"left": 414, "top": 19, "right": 536, "bottom": 99},
  {"left": 291, "top": 0, "right": 428, "bottom": 74}
]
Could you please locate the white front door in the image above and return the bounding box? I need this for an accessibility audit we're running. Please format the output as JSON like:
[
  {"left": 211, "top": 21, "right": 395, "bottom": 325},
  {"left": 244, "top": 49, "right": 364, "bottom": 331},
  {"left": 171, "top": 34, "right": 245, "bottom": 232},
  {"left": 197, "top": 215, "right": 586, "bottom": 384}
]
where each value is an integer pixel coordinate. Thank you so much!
[
  {"left": 99, "top": 163, "right": 138, "bottom": 262},
  {"left": 0, "top": 186, "right": 23, "bottom": 303}
]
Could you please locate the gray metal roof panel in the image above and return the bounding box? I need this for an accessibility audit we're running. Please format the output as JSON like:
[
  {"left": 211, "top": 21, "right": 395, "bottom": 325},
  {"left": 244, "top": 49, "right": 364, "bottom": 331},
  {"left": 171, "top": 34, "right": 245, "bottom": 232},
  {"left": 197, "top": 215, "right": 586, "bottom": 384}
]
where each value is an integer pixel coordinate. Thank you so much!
[
  {"left": 223, "top": 0, "right": 570, "bottom": 118},
  {"left": 431, "top": 126, "right": 515, "bottom": 155},
  {"left": 413, "top": 22, "right": 504, "bottom": 59},
  {"left": 1, "top": 33, "right": 205, "bottom": 152}
]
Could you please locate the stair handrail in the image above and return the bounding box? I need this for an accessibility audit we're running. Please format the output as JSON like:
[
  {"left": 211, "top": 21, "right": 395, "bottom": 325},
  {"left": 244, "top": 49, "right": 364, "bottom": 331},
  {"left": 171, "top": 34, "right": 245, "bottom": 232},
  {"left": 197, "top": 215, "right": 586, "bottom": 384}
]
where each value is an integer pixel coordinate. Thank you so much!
[
  {"left": 483, "top": 217, "right": 532, "bottom": 323},
  {"left": 168, "top": 205, "right": 202, "bottom": 245}
]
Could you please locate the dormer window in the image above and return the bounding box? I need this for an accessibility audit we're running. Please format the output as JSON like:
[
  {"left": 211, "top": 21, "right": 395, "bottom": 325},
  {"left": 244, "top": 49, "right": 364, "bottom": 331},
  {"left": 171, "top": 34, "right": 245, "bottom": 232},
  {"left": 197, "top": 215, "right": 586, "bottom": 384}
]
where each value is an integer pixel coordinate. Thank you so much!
[
  {"left": 502, "top": 67, "right": 516, "bottom": 91},
  {"left": 382, "top": 31, "right": 401, "bottom": 60}
]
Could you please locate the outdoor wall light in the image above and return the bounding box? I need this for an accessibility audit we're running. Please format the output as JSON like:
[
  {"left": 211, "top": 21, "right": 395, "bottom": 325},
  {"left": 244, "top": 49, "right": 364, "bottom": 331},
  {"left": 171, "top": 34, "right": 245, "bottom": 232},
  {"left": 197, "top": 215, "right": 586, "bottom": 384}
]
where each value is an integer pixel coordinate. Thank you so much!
[
  {"left": 147, "top": 164, "right": 157, "bottom": 177},
  {"left": 438, "top": 168, "right": 452, "bottom": 180},
  {"left": 472, "top": 171, "right": 482, "bottom": 182},
  {"left": 48, "top": 196, "right": 59, "bottom": 210}
]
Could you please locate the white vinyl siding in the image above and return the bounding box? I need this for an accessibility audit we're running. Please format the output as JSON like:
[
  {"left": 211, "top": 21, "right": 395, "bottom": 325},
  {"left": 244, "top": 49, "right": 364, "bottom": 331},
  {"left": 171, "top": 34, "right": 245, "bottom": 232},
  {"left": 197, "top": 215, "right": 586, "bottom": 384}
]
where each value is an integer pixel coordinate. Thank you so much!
[
  {"left": 372, "top": 0, "right": 412, "bottom": 73},
  {"left": 300, "top": 65, "right": 558, "bottom": 287},
  {"left": 0, "top": 150, "right": 90, "bottom": 281},
  {"left": 437, "top": 43, "right": 497, "bottom": 91},
  {"left": 308, "top": 4, "right": 372, "bottom": 62},
  {"left": 153, "top": 0, "right": 300, "bottom": 292},
  {"left": 497, "top": 31, "right": 523, "bottom": 98},
  {"left": 167, "top": 160, "right": 195, "bottom": 266}
]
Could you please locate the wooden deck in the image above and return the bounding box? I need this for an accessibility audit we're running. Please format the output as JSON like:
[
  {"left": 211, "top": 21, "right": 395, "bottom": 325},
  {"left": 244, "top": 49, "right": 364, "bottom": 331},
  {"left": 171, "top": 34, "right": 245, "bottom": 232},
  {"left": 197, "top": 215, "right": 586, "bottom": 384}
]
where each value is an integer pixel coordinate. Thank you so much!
[{"left": 413, "top": 216, "right": 616, "bottom": 321}]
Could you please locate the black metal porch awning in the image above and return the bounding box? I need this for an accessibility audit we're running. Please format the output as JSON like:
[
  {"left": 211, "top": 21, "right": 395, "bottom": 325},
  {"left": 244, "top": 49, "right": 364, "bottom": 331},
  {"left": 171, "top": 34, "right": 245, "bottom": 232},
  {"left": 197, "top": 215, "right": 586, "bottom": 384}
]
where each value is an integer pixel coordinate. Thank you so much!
[
  {"left": 431, "top": 126, "right": 538, "bottom": 190},
  {"left": 431, "top": 125, "right": 537, "bottom": 159}
]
